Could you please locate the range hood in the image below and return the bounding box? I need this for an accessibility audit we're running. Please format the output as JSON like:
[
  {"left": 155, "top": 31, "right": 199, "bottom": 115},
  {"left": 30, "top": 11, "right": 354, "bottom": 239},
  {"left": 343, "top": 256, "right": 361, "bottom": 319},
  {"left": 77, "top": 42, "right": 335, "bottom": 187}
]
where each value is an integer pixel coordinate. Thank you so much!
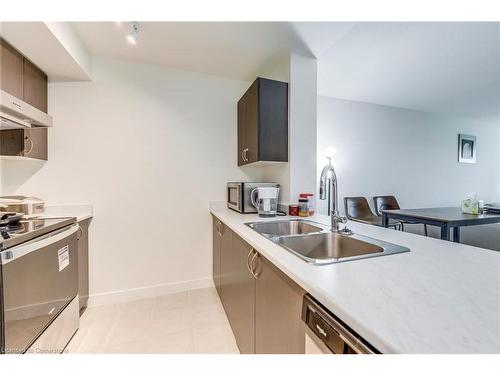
[{"left": 0, "top": 89, "right": 52, "bottom": 130}]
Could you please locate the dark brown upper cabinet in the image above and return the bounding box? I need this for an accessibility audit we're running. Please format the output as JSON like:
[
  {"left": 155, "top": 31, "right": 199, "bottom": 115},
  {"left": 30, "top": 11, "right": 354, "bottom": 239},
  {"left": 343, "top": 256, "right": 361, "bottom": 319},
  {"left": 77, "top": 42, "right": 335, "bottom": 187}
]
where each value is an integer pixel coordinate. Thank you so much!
[
  {"left": 237, "top": 77, "right": 288, "bottom": 166},
  {"left": 23, "top": 58, "right": 48, "bottom": 113},
  {"left": 0, "top": 127, "right": 48, "bottom": 160},
  {"left": 0, "top": 38, "right": 48, "bottom": 113},
  {"left": 0, "top": 38, "right": 49, "bottom": 160},
  {"left": 0, "top": 38, "right": 24, "bottom": 99}
]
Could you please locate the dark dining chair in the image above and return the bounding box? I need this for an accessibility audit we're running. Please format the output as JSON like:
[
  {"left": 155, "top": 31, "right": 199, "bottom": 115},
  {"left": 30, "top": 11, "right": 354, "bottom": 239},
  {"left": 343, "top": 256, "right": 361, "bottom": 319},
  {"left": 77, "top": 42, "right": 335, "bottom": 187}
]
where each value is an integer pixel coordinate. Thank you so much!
[
  {"left": 344, "top": 196, "right": 401, "bottom": 229},
  {"left": 373, "top": 195, "right": 428, "bottom": 236}
]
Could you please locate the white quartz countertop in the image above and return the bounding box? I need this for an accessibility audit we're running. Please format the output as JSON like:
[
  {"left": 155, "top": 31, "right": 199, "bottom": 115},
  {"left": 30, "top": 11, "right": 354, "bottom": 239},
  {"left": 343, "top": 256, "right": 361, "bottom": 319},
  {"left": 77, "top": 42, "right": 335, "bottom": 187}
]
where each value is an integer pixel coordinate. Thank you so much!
[
  {"left": 209, "top": 201, "right": 500, "bottom": 354},
  {"left": 40, "top": 204, "right": 93, "bottom": 222}
]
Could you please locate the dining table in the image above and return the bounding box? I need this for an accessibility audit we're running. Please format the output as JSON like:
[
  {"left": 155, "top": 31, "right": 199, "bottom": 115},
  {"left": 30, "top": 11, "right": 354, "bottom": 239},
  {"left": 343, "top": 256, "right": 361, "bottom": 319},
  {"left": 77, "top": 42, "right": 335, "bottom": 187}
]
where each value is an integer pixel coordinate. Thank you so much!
[{"left": 381, "top": 207, "right": 500, "bottom": 242}]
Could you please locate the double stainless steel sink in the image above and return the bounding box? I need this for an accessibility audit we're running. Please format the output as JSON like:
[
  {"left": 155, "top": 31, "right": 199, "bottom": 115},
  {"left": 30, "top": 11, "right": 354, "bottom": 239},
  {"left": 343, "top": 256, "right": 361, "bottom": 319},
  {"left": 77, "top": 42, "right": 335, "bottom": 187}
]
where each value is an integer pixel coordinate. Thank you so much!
[
  {"left": 246, "top": 220, "right": 324, "bottom": 238},
  {"left": 246, "top": 219, "right": 410, "bottom": 264}
]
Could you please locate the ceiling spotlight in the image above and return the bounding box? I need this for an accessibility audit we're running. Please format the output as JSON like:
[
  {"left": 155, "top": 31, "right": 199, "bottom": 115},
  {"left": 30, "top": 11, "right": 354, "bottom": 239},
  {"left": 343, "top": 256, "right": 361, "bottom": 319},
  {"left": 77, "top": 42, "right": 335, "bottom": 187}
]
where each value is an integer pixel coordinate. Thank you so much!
[
  {"left": 126, "top": 22, "right": 139, "bottom": 45},
  {"left": 325, "top": 146, "right": 337, "bottom": 160}
]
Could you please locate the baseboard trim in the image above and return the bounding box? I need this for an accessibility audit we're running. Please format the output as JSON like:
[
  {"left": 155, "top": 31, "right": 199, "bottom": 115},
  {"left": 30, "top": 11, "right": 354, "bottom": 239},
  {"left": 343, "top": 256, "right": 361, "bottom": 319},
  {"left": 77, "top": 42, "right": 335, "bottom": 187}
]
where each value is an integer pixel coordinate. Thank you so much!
[{"left": 87, "top": 277, "right": 214, "bottom": 307}]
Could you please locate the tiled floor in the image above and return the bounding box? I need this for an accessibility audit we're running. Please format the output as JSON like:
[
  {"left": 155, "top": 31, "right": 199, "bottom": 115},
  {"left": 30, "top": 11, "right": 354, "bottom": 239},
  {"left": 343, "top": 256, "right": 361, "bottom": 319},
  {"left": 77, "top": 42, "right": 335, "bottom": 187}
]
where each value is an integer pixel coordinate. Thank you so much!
[{"left": 65, "top": 287, "right": 240, "bottom": 354}]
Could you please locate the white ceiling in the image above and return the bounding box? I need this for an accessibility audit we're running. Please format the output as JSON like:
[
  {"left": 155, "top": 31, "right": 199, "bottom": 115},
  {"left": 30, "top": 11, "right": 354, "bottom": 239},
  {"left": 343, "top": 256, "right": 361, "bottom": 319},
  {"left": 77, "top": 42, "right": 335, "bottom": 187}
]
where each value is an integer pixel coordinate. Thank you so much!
[
  {"left": 318, "top": 22, "right": 500, "bottom": 123},
  {"left": 71, "top": 22, "right": 352, "bottom": 82},
  {"left": 71, "top": 22, "right": 500, "bottom": 122}
]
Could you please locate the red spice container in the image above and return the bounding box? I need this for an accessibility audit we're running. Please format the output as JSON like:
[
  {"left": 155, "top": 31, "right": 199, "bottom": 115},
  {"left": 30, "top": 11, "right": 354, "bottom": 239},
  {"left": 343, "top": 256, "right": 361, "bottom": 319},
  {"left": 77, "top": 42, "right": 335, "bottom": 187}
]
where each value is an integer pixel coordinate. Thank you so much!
[{"left": 289, "top": 204, "right": 299, "bottom": 216}]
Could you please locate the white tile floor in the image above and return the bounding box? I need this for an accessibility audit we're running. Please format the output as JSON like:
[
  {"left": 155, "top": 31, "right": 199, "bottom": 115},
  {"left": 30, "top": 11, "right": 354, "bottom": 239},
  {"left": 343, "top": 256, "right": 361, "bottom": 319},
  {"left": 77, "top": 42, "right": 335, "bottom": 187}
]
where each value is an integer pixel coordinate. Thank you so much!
[{"left": 65, "top": 287, "right": 240, "bottom": 354}]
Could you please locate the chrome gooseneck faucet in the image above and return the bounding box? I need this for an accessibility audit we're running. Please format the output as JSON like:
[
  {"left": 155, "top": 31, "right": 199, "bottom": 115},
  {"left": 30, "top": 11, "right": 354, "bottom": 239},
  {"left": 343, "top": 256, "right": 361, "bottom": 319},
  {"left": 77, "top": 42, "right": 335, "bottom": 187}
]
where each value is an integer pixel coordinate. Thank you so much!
[{"left": 319, "top": 151, "right": 352, "bottom": 234}]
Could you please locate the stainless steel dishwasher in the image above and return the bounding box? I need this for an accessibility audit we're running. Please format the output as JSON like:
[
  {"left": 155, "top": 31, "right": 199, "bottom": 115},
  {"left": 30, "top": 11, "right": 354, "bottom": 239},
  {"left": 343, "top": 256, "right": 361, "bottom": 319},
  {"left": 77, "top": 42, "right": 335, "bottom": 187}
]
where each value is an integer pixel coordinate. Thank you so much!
[{"left": 301, "top": 294, "right": 379, "bottom": 354}]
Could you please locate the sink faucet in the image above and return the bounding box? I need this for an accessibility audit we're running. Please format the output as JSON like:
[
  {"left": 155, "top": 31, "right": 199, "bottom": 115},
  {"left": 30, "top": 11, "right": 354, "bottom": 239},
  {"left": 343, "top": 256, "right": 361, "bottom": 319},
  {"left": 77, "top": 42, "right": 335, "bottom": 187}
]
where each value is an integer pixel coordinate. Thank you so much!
[{"left": 319, "top": 156, "right": 352, "bottom": 235}]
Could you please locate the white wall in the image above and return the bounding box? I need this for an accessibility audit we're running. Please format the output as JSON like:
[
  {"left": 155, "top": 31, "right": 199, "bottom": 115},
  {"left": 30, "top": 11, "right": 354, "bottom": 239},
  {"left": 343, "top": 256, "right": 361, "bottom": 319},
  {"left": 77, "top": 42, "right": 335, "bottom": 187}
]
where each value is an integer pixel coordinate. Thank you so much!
[
  {"left": 262, "top": 54, "right": 318, "bottom": 206},
  {"left": 317, "top": 96, "right": 500, "bottom": 250},
  {"left": 1, "top": 57, "right": 263, "bottom": 302}
]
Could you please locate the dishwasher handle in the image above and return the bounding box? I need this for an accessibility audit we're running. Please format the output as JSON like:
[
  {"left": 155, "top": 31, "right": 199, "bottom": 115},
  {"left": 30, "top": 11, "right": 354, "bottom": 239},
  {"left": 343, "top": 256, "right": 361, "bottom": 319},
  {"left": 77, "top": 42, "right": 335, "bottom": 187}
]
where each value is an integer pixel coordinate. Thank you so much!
[{"left": 301, "top": 294, "right": 378, "bottom": 354}]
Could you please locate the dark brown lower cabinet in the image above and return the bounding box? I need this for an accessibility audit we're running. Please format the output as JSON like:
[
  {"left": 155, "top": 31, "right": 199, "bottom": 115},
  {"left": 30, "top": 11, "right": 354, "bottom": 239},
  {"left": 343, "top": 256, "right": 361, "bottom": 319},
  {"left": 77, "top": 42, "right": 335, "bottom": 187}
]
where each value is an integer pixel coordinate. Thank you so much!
[
  {"left": 254, "top": 254, "right": 305, "bottom": 353},
  {"left": 77, "top": 218, "right": 91, "bottom": 314},
  {"left": 213, "top": 217, "right": 305, "bottom": 354},
  {"left": 212, "top": 217, "right": 222, "bottom": 296},
  {"left": 221, "top": 232, "right": 255, "bottom": 354},
  {"left": 213, "top": 215, "right": 232, "bottom": 301}
]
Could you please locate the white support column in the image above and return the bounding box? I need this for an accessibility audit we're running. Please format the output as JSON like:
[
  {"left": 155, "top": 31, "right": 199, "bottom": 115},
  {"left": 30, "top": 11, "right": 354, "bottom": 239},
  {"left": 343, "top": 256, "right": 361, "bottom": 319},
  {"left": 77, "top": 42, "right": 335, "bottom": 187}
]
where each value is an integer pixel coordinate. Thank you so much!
[{"left": 288, "top": 53, "right": 318, "bottom": 202}]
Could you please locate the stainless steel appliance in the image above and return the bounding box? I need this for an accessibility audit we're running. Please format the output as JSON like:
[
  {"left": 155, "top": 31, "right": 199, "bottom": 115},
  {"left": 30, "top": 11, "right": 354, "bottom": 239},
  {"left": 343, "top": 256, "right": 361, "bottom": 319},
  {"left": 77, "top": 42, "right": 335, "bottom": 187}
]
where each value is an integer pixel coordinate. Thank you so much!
[
  {"left": 0, "top": 89, "right": 52, "bottom": 130},
  {"left": 0, "top": 196, "right": 45, "bottom": 215},
  {"left": 227, "top": 182, "right": 280, "bottom": 213},
  {"left": 0, "top": 217, "right": 79, "bottom": 354},
  {"left": 302, "top": 294, "right": 378, "bottom": 354}
]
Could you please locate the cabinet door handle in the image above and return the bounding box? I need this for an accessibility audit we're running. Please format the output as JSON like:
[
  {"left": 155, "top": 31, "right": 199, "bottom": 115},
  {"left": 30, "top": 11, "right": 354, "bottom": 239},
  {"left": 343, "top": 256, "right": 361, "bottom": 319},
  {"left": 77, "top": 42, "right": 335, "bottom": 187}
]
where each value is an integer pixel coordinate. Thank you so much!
[
  {"left": 242, "top": 148, "right": 249, "bottom": 162},
  {"left": 217, "top": 221, "right": 223, "bottom": 236},
  {"left": 77, "top": 226, "right": 83, "bottom": 240},
  {"left": 250, "top": 250, "right": 260, "bottom": 279},
  {"left": 23, "top": 135, "right": 34, "bottom": 156},
  {"left": 246, "top": 249, "right": 255, "bottom": 275}
]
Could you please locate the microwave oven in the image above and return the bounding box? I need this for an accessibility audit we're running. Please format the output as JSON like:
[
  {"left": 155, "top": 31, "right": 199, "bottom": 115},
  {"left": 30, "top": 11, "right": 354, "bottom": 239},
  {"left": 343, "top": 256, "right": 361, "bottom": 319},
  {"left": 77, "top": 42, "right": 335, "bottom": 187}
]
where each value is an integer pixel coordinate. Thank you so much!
[{"left": 227, "top": 182, "right": 279, "bottom": 213}]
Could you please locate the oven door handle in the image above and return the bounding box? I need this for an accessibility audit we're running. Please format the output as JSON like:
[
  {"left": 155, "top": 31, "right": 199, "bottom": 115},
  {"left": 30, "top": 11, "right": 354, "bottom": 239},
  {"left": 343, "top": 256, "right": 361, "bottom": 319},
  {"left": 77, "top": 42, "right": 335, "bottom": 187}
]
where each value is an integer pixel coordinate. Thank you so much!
[{"left": 1, "top": 224, "right": 80, "bottom": 264}]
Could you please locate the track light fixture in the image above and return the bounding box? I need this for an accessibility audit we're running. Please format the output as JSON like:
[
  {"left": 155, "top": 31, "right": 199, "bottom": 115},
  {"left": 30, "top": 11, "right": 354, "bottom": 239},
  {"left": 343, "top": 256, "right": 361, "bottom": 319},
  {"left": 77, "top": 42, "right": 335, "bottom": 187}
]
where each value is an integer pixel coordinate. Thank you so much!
[{"left": 126, "top": 22, "right": 139, "bottom": 45}]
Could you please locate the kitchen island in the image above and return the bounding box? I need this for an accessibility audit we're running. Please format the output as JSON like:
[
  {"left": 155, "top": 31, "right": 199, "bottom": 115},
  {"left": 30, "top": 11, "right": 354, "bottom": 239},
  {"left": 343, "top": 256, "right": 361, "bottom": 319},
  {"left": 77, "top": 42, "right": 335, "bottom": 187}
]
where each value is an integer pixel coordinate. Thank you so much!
[{"left": 209, "top": 201, "right": 500, "bottom": 353}]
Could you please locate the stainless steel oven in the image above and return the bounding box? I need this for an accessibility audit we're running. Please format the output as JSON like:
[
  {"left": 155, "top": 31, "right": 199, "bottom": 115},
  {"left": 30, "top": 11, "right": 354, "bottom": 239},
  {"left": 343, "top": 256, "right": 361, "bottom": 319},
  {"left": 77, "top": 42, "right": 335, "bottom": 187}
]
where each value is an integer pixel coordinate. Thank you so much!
[
  {"left": 227, "top": 182, "right": 279, "bottom": 213},
  {"left": 1, "top": 220, "right": 79, "bottom": 354}
]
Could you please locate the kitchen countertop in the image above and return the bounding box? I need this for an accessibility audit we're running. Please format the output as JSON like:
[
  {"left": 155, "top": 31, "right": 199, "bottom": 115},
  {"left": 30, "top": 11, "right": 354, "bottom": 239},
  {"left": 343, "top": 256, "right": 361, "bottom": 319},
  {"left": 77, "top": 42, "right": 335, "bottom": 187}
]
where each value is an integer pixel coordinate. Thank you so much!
[
  {"left": 40, "top": 204, "right": 93, "bottom": 222},
  {"left": 209, "top": 201, "right": 500, "bottom": 354}
]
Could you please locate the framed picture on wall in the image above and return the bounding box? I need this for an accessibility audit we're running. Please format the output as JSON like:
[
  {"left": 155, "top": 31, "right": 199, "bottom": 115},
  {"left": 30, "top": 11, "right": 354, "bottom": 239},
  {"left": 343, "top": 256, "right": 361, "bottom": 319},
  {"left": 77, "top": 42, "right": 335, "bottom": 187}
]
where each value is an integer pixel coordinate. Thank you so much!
[{"left": 458, "top": 134, "right": 476, "bottom": 164}]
